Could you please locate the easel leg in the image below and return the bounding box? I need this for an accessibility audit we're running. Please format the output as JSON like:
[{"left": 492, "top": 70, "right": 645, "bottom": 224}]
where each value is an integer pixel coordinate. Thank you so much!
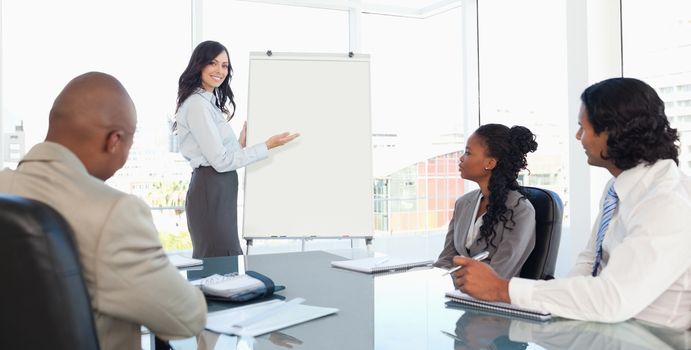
[{"left": 245, "top": 239, "right": 253, "bottom": 255}]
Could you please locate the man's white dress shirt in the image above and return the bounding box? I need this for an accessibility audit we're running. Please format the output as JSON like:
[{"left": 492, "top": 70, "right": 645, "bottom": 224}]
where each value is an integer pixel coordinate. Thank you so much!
[{"left": 509, "top": 159, "right": 691, "bottom": 330}]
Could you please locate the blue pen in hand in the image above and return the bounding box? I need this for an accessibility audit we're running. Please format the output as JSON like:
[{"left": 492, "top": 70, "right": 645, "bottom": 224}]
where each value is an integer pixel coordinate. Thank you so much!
[{"left": 441, "top": 251, "right": 490, "bottom": 276}]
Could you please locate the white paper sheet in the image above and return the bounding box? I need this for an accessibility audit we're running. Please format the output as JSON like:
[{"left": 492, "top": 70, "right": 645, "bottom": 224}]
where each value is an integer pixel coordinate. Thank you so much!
[{"left": 205, "top": 299, "right": 338, "bottom": 337}]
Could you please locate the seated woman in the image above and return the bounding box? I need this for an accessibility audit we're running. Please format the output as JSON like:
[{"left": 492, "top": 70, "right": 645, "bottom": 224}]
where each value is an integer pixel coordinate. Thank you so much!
[{"left": 434, "top": 124, "right": 538, "bottom": 278}]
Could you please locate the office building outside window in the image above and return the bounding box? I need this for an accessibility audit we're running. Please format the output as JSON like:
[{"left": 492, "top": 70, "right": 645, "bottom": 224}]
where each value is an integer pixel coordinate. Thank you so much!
[
  {"left": 363, "top": 7, "right": 465, "bottom": 235},
  {"left": 622, "top": 0, "right": 691, "bottom": 175},
  {"left": 1, "top": 0, "right": 192, "bottom": 250},
  {"left": 476, "top": 0, "right": 570, "bottom": 224}
]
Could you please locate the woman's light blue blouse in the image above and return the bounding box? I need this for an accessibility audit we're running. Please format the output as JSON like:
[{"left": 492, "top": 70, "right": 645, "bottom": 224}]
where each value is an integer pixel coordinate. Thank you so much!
[{"left": 175, "top": 90, "right": 268, "bottom": 172}]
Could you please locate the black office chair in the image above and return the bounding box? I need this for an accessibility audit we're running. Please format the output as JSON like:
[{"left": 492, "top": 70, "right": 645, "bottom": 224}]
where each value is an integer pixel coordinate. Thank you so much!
[
  {"left": 0, "top": 194, "right": 100, "bottom": 349},
  {"left": 519, "top": 186, "right": 564, "bottom": 280}
]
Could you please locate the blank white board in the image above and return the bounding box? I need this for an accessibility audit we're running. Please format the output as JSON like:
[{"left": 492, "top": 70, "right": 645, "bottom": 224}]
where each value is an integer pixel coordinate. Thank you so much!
[{"left": 243, "top": 52, "right": 373, "bottom": 239}]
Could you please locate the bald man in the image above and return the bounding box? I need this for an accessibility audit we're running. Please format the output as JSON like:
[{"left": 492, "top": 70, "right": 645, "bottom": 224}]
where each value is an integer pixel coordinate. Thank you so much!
[{"left": 0, "top": 72, "right": 206, "bottom": 349}]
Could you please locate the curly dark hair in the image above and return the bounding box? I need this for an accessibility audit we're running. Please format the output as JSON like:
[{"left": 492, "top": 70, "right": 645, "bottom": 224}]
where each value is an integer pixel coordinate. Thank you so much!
[
  {"left": 474, "top": 124, "right": 538, "bottom": 249},
  {"left": 173, "top": 40, "right": 235, "bottom": 130},
  {"left": 580, "top": 77, "right": 679, "bottom": 170}
]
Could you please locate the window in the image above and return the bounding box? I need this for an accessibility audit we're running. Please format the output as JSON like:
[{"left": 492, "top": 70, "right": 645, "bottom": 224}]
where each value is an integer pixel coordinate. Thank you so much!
[
  {"left": 622, "top": 0, "right": 691, "bottom": 174},
  {"left": 660, "top": 86, "right": 675, "bottom": 94},
  {"left": 362, "top": 7, "right": 465, "bottom": 234},
  {"left": 1, "top": 0, "right": 192, "bottom": 250},
  {"left": 477, "top": 0, "right": 569, "bottom": 224},
  {"left": 203, "top": 0, "right": 349, "bottom": 126}
]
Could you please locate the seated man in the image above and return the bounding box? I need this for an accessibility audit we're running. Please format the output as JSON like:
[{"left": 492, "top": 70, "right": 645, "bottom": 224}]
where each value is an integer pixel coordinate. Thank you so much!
[
  {"left": 0, "top": 72, "right": 207, "bottom": 349},
  {"left": 452, "top": 77, "right": 691, "bottom": 330}
]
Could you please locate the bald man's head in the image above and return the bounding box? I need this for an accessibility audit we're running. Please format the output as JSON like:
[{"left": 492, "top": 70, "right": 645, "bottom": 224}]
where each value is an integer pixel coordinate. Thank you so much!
[{"left": 46, "top": 72, "right": 137, "bottom": 180}]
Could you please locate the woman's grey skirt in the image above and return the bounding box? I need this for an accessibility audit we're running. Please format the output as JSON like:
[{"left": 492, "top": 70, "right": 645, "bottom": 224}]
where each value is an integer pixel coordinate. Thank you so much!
[{"left": 185, "top": 166, "right": 242, "bottom": 258}]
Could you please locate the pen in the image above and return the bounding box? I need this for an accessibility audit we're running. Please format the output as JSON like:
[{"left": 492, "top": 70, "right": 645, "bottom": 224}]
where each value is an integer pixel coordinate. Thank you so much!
[
  {"left": 440, "top": 330, "right": 463, "bottom": 341},
  {"left": 441, "top": 251, "right": 490, "bottom": 276}
]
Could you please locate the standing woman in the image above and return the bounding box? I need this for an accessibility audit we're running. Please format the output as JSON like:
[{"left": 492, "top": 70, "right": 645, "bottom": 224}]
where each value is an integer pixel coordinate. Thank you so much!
[
  {"left": 175, "top": 41, "right": 299, "bottom": 258},
  {"left": 434, "top": 124, "right": 538, "bottom": 278}
]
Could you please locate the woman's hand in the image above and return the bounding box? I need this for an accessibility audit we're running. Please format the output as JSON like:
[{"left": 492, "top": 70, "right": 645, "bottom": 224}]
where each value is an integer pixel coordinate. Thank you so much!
[
  {"left": 265, "top": 132, "right": 300, "bottom": 149},
  {"left": 238, "top": 121, "right": 247, "bottom": 148}
]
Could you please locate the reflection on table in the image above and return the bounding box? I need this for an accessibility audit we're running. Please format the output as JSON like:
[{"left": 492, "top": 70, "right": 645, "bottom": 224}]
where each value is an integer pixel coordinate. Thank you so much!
[
  {"left": 445, "top": 311, "right": 527, "bottom": 350},
  {"left": 170, "top": 250, "right": 690, "bottom": 350},
  {"left": 509, "top": 317, "right": 691, "bottom": 350}
]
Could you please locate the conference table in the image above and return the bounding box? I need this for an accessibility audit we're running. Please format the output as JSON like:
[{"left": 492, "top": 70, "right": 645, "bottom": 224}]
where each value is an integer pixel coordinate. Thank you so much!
[{"left": 170, "top": 250, "right": 690, "bottom": 350}]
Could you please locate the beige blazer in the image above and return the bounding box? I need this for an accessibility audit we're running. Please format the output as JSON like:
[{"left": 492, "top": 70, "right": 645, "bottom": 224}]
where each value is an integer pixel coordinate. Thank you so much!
[
  {"left": 0, "top": 142, "right": 206, "bottom": 350},
  {"left": 434, "top": 189, "right": 536, "bottom": 278}
]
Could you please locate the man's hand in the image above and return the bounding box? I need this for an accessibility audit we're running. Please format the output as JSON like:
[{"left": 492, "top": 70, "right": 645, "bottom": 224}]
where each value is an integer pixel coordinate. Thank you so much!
[{"left": 452, "top": 255, "right": 511, "bottom": 303}]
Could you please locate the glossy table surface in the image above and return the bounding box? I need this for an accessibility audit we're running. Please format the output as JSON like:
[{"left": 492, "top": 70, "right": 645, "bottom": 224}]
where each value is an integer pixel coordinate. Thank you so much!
[{"left": 171, "top": 250, "right": 690, "bottom": 350}]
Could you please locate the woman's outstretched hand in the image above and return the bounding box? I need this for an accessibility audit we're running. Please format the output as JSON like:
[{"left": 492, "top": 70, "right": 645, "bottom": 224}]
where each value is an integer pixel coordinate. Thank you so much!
[{"left": 265, "top": 132, "right": 300, "bottom": 149}]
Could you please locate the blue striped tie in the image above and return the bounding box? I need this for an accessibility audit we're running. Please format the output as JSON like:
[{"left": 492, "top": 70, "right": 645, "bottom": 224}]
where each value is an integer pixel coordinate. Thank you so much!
[{"left": 592, "top": 182, "right": 618, "bottom": 276}]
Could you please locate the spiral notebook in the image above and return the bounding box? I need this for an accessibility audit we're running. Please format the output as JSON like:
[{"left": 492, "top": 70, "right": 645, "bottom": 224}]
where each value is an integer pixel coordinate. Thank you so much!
[
  {"left": 445, "top": 290, "right": 551, "bottom": 321},
  {"left": 331, "top": 256, "right": 433, "bottom": 274}
]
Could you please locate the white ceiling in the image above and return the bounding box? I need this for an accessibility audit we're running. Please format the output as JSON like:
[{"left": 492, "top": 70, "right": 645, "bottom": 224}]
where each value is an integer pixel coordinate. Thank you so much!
[{"left": 238, "top": 0, "right": 462, "bottom": 18}]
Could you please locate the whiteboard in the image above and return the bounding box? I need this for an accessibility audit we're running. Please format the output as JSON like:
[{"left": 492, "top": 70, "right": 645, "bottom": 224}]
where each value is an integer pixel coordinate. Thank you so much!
[{"left": 243, "top": 52, "right": 373, "bottom": 239}]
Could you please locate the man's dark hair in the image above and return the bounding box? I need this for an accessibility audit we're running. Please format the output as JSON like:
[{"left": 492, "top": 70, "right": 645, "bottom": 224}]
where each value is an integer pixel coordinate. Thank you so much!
[{"left": 580, "top": 77, "right": 679, "bottom": 170}]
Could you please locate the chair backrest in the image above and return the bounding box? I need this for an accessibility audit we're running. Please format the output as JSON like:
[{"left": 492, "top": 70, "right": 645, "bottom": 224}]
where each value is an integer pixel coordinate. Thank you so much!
[
  {"left": 0, "top": 194, "right": 99, "bottom": 349},
  {"left": 520, "top": 186, "right": 564, "bottom": 280}
]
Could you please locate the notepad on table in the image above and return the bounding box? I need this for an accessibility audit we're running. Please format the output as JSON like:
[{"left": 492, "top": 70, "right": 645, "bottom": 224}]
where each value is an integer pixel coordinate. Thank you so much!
[
  {"left": 205, "top": 298, "right": 338, "bottom": 336},
  {"left": 445, "top": 289, "right": 551, "bottom": 321},
  {"left": 331, "top": 256, "right": 433, "bottom": 274},
  {"left": 167, "top": 254, "right": 203, "bottom": 268}
]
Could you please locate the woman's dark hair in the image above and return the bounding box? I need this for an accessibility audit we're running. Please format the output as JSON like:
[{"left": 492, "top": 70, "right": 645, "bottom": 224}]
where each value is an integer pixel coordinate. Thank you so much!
[
  {"left": 173, "top": 40, "right": 235, "bottom": 130},
  {"left": 474, "top": 124, "right": 538, "bottom": 249},
  {"left": 580, "top": 77, "right": 679, "bottom": 170}
]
